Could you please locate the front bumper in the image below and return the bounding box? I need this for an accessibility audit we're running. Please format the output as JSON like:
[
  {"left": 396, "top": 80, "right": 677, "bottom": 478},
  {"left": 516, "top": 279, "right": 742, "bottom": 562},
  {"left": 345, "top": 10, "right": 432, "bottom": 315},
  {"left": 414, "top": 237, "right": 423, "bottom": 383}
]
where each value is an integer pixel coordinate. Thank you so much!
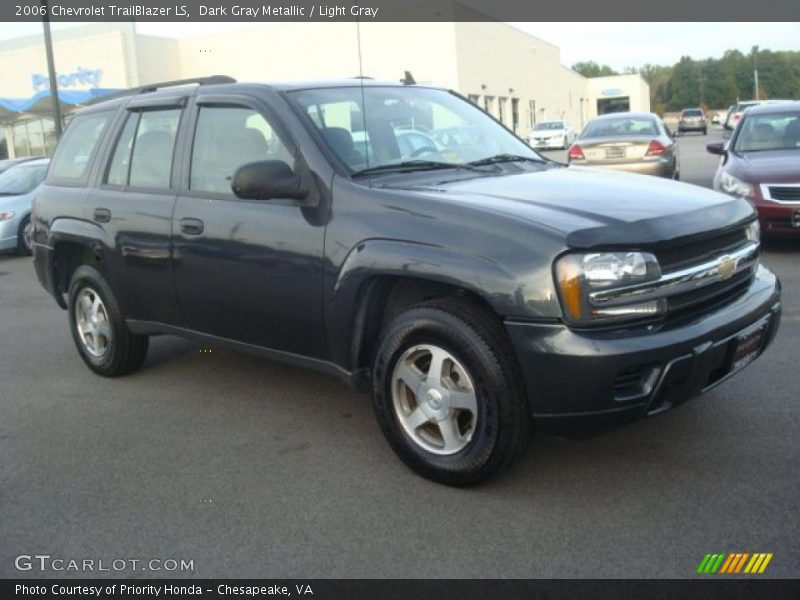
[
  {"left": 755, "top": 201, "right": 800, "bottom": 236},
  {"left": 505, "top": 264, "right": 781, "bottom": 435}
]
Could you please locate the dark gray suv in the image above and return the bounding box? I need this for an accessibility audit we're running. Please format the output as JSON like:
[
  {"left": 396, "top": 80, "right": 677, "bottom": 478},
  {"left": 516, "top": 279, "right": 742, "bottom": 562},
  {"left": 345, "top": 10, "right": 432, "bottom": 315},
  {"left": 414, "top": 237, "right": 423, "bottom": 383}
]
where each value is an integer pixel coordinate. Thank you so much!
[{"left": 32, "top": 77, "right": 781, "bottom": 485}]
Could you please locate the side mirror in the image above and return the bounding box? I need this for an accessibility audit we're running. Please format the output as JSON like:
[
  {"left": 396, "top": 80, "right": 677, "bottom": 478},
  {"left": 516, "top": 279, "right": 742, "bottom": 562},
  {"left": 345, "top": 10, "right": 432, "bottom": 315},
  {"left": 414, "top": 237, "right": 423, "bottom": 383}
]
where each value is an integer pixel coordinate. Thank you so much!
[
  {"left": 706, "top": 142, "right": 725, "bottom": 155},
  {"left": 232, "top": 160, "right": 309, "bottom": 201}
]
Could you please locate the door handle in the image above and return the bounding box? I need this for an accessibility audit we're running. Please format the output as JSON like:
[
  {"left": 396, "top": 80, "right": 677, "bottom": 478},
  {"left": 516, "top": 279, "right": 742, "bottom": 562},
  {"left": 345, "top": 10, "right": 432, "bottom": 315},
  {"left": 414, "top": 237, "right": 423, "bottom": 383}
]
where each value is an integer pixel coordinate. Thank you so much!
[
  {"left": 93, "top": 208, "right": 111, "bottom": 223},
  {"left": 180, "top": 218, "right": 204, "bottom": 236}
]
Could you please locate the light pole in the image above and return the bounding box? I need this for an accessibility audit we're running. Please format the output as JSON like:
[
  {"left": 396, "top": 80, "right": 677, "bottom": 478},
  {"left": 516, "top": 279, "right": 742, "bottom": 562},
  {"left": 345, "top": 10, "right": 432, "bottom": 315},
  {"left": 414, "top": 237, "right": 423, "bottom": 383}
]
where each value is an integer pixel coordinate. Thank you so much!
[
  {"left": 40, "top": 0, "right": 63, "bottom": 138},
  {"left": 752, "top": 45, "right": 760, "bottom": 101}
]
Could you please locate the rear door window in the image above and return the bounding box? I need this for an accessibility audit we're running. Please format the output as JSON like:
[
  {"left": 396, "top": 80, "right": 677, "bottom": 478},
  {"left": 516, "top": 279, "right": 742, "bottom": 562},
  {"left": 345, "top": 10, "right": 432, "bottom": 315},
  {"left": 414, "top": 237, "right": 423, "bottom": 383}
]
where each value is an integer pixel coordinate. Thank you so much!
[
  {"left": 48, "top": 112, "right": 112, "bottom": 185},
  {"left": 128, "top": 109, "right": 181, "bottom": 190}
]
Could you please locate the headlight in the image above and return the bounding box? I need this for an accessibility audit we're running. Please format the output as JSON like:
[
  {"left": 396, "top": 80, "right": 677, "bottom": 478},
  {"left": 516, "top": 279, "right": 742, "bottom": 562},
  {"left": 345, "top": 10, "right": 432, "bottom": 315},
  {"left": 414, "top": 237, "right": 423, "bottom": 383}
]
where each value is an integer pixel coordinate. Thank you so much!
[
  {"left": 0, "top": 211, "right": 15, "bottom": 221},
  {"left": 719, "top": 171, "right": 754, "bottom": 198},
  {"left": 554, "top": 252, "right": 664, "bottom": 325},
  {"left": 746, "top": 220, "right": 760, "bottom": 243}
]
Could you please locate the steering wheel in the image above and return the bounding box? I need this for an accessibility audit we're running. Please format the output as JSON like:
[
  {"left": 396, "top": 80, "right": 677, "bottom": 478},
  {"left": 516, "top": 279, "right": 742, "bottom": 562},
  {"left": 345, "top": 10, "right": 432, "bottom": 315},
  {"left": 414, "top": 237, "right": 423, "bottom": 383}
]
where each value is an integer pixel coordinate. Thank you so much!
[{"left": 409, "top": 146, "right": 438, "bottom": 158}]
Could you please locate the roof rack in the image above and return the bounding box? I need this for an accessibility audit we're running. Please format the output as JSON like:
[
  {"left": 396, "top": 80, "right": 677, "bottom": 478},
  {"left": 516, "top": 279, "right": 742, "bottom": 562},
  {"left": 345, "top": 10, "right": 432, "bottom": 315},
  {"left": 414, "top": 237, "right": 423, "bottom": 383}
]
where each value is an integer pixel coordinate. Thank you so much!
[
  {"left": 134, "top": 75, "right": 236, "bottom": 94},
  {"left": 87, "top": 75, "right": 236, "bottom": 105}
]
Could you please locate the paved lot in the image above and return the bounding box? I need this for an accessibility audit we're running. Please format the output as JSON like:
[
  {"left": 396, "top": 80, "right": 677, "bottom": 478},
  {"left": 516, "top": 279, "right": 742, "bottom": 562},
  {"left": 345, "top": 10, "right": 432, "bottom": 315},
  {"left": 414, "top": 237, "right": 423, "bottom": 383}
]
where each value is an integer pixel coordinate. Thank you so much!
[{"left": 1, "top": 131, "right": 798, "bottom": 578}]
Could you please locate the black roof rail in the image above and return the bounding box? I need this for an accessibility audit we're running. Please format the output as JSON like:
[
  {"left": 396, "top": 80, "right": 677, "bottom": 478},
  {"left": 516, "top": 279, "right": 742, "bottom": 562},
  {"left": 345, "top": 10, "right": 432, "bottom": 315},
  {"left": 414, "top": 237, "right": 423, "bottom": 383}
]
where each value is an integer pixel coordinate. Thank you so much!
[
  {"left": 87, "top": 75, "right": 236, "bottom": 105},
  {"left": 135, "top": 75, "right": 236, "bottom": 94}
]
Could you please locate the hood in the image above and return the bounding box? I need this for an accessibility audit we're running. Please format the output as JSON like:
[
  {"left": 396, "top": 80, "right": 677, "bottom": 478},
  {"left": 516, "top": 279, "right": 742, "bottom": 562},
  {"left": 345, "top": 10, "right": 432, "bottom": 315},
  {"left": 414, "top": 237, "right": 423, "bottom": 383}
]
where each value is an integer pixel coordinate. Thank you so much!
[
  {"left": 402, "top": 166, "right": 754, "bottom": 249},
  {"left": 730, "top": 149, "right": 800, "bottom": 183},
  {"left": 0, "top": 188, "right": 37, "bottom": 206}
]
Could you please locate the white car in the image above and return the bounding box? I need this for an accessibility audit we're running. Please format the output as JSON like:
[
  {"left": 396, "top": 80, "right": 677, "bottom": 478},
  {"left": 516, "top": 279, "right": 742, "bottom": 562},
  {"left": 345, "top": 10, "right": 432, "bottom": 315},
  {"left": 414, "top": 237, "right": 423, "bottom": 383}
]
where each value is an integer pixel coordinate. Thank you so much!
[{"left": 528, "top": 121, "right": 574, "bottom": 150}]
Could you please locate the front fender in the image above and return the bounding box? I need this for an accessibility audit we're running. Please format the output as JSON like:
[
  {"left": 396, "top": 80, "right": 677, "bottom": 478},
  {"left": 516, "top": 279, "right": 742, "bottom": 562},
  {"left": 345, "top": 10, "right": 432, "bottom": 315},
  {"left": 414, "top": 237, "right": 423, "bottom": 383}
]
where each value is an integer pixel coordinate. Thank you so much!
[{"left": 325, "top": 238, "right": 558, "bottom": 369}]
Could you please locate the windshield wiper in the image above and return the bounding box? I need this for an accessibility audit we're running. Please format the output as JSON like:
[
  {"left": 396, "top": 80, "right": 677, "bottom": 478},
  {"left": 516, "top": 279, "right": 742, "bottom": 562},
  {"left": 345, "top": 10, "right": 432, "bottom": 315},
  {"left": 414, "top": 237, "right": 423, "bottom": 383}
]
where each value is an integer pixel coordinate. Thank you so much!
[
  {"left": 351, "top": 160, "right": 483, "bottom": 177},
  {"left": 467, "top": 154, "right": 545, "bottom": 167}
]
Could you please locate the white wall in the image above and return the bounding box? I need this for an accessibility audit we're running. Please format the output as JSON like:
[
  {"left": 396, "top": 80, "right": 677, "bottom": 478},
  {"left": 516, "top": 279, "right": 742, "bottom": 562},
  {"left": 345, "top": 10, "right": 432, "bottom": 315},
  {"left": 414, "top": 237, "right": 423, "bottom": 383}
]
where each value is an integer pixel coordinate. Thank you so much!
[{"left": 585, "top": 74, "right": 651, "bottom": 119}]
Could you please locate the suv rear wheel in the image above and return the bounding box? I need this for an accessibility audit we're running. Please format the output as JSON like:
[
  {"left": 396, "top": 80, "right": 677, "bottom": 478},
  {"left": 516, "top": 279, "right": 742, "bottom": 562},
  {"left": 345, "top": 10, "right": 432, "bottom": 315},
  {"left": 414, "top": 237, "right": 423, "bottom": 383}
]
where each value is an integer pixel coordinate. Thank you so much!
[
  {"left": 67, "top": 265, "right": 149, "bottom": 377},
  {"left": 371, "top": 300, "right": 531, "bottom": 486}
]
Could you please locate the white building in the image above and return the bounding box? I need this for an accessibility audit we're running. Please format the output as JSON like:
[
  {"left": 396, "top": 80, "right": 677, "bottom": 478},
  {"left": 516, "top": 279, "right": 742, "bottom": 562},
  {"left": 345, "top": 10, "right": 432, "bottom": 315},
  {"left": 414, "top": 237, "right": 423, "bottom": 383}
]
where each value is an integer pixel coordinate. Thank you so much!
[{"left": 0, "top": 22, "right": 650, "bottom": 158}]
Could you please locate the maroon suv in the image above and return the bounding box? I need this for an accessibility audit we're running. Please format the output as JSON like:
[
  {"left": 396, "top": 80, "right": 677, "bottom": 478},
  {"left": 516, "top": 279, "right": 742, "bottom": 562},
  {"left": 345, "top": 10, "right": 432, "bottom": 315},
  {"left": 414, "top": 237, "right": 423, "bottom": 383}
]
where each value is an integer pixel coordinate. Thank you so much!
[{"left": 708, "top": 101, "right": 800, "bottom": 236}]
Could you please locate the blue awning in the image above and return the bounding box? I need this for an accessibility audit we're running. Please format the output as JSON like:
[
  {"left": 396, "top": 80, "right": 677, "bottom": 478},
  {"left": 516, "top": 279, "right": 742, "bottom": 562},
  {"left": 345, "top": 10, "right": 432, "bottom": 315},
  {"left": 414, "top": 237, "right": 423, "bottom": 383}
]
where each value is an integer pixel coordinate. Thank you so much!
[{"left": 0, "top": 88, "right": 121, "bottom": 124}]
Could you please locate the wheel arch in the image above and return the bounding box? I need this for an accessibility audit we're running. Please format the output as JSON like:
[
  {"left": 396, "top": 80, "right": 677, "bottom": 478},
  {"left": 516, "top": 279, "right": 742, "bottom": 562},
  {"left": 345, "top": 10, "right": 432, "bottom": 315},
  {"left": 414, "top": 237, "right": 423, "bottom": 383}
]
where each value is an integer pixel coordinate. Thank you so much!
[
  {"left": 327, "top": 239, "right": 523, "bottom": 383},
  {"left": 48, "top": 219, "right": 110, "bottom": 308}
]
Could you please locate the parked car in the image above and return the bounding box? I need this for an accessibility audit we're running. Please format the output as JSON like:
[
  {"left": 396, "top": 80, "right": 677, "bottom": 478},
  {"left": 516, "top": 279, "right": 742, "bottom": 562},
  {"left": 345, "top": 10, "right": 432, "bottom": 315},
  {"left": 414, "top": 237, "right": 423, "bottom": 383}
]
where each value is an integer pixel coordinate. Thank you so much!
[
  {"left": 528, "top": 120, "right": 575, "bottom": 150},
  {"left": 568, "top": 112, "right": 679, "bottom": 179},
  {"left": 725, "top": 100, "right": 762, "bottom": 130},
  {"left": 708, "top": 101, "right": 800, "bottom": 236},
  {"left": 0, "top": 156, "right": 45, "bottom": 175},
  {"left": 678, "top": 108, "right": 707, "bottom": 135},
  {"left": 33, "top": 77, "right": 780, "bottom": 486},
  {"left": 0, "top": 158, "right": 49, "bottom": 255}
]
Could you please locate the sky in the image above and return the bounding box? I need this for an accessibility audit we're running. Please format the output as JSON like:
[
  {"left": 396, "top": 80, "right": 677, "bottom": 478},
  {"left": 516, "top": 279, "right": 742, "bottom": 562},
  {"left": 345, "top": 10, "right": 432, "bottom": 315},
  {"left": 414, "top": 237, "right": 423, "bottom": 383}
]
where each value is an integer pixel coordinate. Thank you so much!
[{"left": 0, "top": 21, "right": 797, "bottom": 70}]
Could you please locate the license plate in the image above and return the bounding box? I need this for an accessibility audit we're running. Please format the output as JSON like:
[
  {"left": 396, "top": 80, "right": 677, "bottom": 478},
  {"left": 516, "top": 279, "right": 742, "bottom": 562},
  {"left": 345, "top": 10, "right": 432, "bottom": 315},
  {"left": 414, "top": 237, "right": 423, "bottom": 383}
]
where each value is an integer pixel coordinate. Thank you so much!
[
  {"left": 605, "top": 147, "right": 625, "bottom": 159},
  {"left": 730, "top": 320, "right": 768, "bottom": 373},
  {"left": 792, "top": 211, "right": 800, "bottom": 228}
]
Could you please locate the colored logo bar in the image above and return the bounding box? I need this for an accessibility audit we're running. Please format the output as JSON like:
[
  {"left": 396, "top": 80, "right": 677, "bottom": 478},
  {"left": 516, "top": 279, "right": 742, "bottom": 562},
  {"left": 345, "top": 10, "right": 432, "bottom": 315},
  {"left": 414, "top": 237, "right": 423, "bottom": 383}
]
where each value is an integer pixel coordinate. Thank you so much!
[{"left": 697, "top": 553, "right": 773, "bottom": 574}]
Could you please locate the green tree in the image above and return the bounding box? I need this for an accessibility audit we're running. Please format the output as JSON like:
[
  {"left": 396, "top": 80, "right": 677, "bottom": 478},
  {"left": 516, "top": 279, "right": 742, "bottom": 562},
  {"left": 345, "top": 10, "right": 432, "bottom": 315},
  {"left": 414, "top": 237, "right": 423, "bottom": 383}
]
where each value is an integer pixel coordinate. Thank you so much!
[{"left": 571, "top": 61, "right": 618, "bottom": 77}]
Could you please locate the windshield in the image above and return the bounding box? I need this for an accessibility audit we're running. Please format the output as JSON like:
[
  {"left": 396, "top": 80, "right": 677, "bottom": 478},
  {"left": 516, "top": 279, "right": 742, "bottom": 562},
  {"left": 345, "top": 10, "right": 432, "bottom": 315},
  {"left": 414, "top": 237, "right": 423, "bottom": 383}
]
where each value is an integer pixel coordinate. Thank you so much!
[
  {"left": 581, "top": 116, "right": 659, "bottom": 138},
  {"left": 734, "top": 111, "right": 800, "bottom": 152},
  {"left": 682, "top": 109, "right": 703, "bottom": 117},
  {"left": 534, "top": 122, "right": 564, "bottom": 131},
  {"left": 290, "top": 86, "right": 541, "bottom": 173},
  {"left": 0, "top": 163, "right": 48, "bottom": 195}
]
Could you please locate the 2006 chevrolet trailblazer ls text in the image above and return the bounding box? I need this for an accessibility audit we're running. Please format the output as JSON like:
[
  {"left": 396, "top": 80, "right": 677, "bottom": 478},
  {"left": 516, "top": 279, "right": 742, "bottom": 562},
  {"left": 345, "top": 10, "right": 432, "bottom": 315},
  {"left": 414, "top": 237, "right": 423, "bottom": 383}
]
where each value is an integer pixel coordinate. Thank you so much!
[{"left": 32, "top": 76, "right": 781, "bottom": 485}]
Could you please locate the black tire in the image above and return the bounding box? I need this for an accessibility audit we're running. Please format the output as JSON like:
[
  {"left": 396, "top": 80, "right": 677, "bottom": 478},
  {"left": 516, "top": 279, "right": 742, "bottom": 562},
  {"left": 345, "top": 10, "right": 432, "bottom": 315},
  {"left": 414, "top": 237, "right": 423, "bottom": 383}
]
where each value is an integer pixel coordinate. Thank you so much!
[
  {"left": 372, "top": 299, "right": 532, "bottom": 486},
  {"left": 67, "top": 265, "right": 149, "bottom": 377},
  {"left": 16, "top": 214, "right": 32, "bottom": 256}
]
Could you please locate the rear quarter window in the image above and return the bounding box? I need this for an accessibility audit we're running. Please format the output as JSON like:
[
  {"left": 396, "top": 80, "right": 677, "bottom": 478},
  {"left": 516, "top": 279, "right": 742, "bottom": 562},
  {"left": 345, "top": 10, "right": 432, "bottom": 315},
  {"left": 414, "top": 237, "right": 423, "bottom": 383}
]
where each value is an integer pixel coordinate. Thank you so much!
[{"left": 47, "top": 111, "right": 113, "bottom": 186}]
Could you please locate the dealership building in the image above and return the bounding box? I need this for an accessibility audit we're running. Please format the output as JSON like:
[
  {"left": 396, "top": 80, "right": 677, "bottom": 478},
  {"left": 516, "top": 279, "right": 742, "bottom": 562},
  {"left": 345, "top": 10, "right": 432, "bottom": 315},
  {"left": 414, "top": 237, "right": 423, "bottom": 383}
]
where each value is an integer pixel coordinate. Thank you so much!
[{"left": 0, "top": 22, "right": 649, "bottom": 159}]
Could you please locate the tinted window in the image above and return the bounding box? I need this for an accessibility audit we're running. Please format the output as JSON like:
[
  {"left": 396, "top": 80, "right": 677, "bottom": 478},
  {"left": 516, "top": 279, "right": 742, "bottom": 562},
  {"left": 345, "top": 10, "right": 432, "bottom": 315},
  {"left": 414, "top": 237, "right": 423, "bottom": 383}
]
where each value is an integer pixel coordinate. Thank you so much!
[
  {"left": 105, "top": 113, "right": 139, "bottom": 187},
  {"left": 534, "top": 122, "right": 565, "bottom": 131},
  {"left": 129, "top": 109, "right": 181, "bottom": 189},
  {"left": 127, "top": 109, "right": 180, "bottom": 190},
  {"left": 682, "top": 109, "right": 703, "bottom": 117},
  {"left": 48, "top": 112, "right": 111, "bottom": 184},
  {"left": 190, "top": 107, "right": 294, "bottom": 195}
]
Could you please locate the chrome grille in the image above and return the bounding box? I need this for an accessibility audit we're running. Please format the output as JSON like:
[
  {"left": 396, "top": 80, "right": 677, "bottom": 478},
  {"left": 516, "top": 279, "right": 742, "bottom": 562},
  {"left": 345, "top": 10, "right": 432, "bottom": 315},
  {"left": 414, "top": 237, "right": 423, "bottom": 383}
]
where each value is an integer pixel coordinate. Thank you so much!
[
  {"left": 589, "top": 237, "right": 758, "bottom": 319},
  {"left": 766, "top": 185, "right": 800, "bottom": 203},
  {"left": 655, "top": 228, "right": 748, "bottom": 273}
]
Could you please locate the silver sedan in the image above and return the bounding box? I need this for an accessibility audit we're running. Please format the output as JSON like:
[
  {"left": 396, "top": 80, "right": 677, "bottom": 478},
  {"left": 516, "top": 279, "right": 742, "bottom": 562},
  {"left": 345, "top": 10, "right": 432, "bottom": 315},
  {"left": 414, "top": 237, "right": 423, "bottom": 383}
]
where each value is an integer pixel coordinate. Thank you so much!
[{"left": 567, "top": 112, "right": 680, "bottom": 179}]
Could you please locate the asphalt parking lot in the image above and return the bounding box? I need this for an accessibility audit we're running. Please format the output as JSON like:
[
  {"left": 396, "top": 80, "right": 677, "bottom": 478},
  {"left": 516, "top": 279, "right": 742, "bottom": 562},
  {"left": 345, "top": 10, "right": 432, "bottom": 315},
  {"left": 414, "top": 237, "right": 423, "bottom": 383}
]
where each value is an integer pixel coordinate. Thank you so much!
[{"left": 1, "top": 129, "right": 798, "bottom": 579}]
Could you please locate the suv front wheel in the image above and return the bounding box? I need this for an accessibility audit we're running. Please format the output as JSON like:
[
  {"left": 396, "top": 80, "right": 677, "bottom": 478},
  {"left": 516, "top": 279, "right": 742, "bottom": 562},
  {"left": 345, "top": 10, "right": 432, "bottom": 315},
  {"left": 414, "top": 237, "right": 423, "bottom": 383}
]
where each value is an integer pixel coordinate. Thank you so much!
[
  {"left": 67, "top": 265, "right": 149, "bottom": 377},
  {"left": 372, "top": 300, "right": 532, "bottom": 486}
]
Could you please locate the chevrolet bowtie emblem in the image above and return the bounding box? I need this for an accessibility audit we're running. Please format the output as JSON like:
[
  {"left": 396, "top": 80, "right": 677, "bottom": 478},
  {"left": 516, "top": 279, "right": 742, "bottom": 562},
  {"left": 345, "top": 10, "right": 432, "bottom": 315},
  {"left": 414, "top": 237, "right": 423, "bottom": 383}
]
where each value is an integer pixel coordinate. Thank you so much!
[{"left": 718, "top": 255, "right": 737, "bottom": 280}]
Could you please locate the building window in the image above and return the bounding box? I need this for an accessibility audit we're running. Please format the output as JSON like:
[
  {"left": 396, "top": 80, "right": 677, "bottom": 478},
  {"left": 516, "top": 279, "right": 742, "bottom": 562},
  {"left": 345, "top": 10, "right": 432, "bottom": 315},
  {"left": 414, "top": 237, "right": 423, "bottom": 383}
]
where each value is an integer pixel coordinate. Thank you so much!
[
  {"left": 483, "top": 95, "right": 495, "bottom": 116},
  {"left": 498, "top": 97, "right": 507, "bottom": 126},
  {"left": 529, "top": 100, "right": 536, "bottom": 128},
  {"left": 467, "top": 94, "right": 480, "bottom": 105},
  {"left": 511, "top": 98, "right": 519, "bottom": 133}
]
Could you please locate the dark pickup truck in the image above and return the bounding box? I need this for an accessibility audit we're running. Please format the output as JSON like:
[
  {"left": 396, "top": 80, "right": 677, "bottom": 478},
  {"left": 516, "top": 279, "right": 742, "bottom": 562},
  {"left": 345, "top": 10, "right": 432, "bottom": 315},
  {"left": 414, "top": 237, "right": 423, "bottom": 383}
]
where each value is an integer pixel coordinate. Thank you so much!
[{"left": 32, "top": 77, "right": 781, "bottom": 485}]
